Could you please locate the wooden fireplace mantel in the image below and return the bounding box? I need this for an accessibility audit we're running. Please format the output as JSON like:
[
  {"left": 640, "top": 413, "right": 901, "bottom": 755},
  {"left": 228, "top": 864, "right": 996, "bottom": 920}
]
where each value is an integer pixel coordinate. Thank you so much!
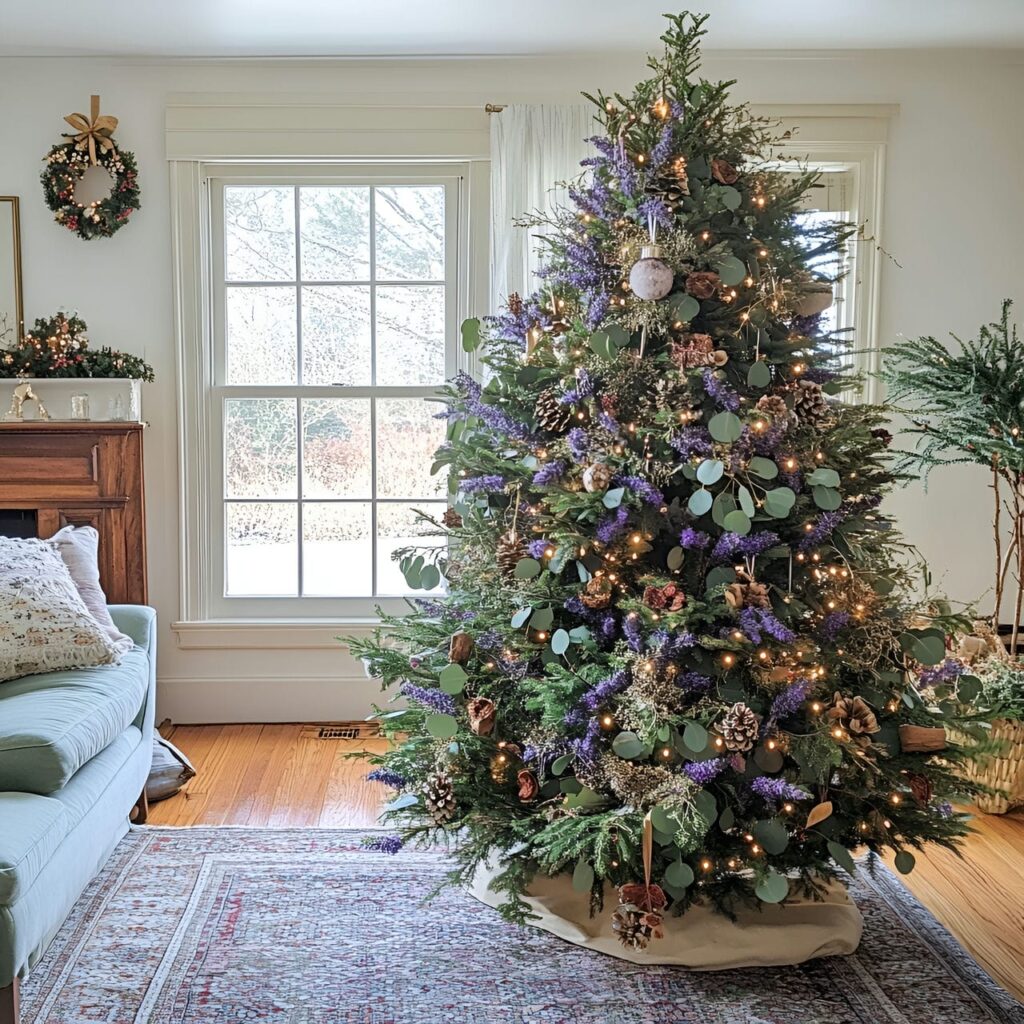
[{"left": 0, "top": 420, "right": 148, "bottom": 604}]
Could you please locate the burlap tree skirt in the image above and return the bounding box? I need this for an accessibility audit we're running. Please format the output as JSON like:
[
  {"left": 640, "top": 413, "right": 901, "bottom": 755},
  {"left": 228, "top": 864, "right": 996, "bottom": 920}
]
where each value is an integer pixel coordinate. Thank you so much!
[{"left": 468, "top": 859, "right": 863, "bottom": 968}]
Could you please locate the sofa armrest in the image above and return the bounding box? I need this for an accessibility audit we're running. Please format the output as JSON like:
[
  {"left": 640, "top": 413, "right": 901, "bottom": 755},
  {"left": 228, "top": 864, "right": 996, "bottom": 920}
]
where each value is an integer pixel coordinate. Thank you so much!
[{"left": 108, "top": 605, "right": 157, "bottom": 653}]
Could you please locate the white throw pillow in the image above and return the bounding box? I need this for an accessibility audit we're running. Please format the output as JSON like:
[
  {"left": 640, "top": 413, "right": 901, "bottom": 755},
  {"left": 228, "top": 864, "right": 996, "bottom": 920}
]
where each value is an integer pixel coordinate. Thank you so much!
[
  {"left": 0, "top": 537, "right": 125, "bottom": 682},
  {"left": 49, "top": 525, "right": 134, "bottom": 650}
]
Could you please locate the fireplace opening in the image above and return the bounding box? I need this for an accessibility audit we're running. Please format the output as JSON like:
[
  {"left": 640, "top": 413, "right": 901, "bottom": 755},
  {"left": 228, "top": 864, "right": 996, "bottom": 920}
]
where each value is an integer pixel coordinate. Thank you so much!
[{"left": 0, "top": 509, "right": 38, "bottom": 539}]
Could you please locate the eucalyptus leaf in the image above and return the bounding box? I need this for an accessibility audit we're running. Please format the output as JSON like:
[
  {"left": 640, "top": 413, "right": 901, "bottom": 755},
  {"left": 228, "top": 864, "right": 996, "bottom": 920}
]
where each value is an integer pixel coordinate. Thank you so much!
[
  {"left": 387, "top": 793, "right": 419, "bottom": 811},
  {"left": 828, "top": 841, "right": 857, "bottom": 874},
  {"left": 696, "top": 459, "right": 725, "bottom": 485},
  {"left": 438, "top": 663, "right": 468, "bottom": 695},
  {"left": 669, "top": 293, "right": 700, "bottom": 324},
  {"left": 715, "top": 254, "right": 747, "bottom": 285},
  {"left": 529, "top": 606, "right": 554, "bottom": 631},
  {"left": 419, "top": 564, "right": 441, "bottom": 590},
  {"left": 551, "top": 629, "right": 571, "bottom": 656},
  {"left": 812, "top": 486, "right": 842, "bottom": 511},
  {"left": 708, "top": 411, "right": 743, "bottom": 443},
  {"left": 718, "top": 185, "right": 742, "bottom": 211},
  {"left": 747, "top": 360, "right": 772, "bottom": 388},
  {"left": 514, "top": 557, "right": 542, "bottom": 580},
  {"left": 723, "top": 509, "right": 752, "bottom": 535},
  {"left": 755, "top": 870, "right": 790, "bottom": 904},
  {"left": 753, "top": 819, "right": 789, "bottom": 855},
  {"left": 894, "top": 850, "right": 916, "bottom": 875},
  {"left": 688, "top": 489, "right": 713, "bottom": 516},
  {"left": 572, "top": 859, "right": 595, "bottom": 892},
  {"left": 764, "top": 486, "right": 796, "bottom": 518},
  {"left": 602, "top": 486, "right": 625, "bottom": 509},
  {"left": 425, "top": 713, "right": 458, "bottom": 740},
  {"left": 665, "top": 859, "right": 694, "bottom": 889},
  {"left": 612, "top": 731, "right": 646, "bottom": 760},
  {"left": 808, "top": 467, "right": 841, "bottom": 488},
  {"left": 510, "top": 607, "right": 532, "bottom": 629},
  {"left": 667, "top": 546, "right": 685, "bottom": 571},
  {"left": 748, "top": 456, "right": 778, "bottom": 480},
  {"left": 737, "top": 485, "right": 756, "bottom": 517},
  {"left": 606, "top": 325, "right": 631, "bottom": 348},
  {"left": 460, "top": 317, "right": 481, "bottom": 352},
  {"left": 551, "top": 754, "right": 571, "bottom": 776},
  {"left": 683, "top": 720, "right": 708, "bottom": 753},
  {"left": 694, "top": 790, "right": 718, "bottom": 826}
]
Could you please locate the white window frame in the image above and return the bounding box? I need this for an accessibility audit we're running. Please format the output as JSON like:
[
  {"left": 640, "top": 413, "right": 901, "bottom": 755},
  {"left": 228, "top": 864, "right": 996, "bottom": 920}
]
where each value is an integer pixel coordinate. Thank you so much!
[
  {"left": 755, "top": 104, "right": 891, "bottom": 402},
  {"left": 166, "top": 97, "right": 487, "bottom": 638},
  {"left": 207, "top": 165, "right": 462, "bottom": 619}
]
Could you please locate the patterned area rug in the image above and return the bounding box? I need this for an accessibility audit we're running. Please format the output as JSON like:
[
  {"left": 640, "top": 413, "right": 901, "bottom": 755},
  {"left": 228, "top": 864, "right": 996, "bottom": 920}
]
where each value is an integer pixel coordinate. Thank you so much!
[{"left": 20, "top": 828, "right": 1022, "bottom": 1024}]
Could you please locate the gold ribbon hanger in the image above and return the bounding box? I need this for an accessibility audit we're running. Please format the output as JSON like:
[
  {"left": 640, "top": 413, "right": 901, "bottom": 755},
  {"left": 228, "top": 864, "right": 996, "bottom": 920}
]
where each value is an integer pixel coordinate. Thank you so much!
[{"left": 62, "top": 95, "right": 118, "bottom": 165}]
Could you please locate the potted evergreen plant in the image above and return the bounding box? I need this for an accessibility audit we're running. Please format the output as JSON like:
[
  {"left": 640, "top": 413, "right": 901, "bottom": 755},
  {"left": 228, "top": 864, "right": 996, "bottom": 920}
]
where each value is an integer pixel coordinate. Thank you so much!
[{"left": 880, "top": 302, "right": 1024, "bottom": 813}]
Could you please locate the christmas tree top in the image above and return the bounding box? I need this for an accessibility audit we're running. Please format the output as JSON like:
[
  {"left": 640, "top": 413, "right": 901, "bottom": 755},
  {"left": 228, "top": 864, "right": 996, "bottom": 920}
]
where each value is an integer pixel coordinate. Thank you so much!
[{"left": 351, "top": 12, "right": 986, "bottom": 939}]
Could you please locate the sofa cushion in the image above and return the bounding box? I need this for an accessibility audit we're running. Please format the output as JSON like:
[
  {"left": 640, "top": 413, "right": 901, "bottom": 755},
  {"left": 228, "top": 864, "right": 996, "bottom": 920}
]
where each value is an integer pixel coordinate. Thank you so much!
[
  {"left": 0, "top": 792, "right": 69, "bottom": 905},
  {"left": 0, "top": 648, "right": 149, "bottom": 794},
  {"left": 50, "top": 525, "right": 134, "bottom": 651},
  {"left": 0, "top": 536, "right": 123, "bottom": 682}
]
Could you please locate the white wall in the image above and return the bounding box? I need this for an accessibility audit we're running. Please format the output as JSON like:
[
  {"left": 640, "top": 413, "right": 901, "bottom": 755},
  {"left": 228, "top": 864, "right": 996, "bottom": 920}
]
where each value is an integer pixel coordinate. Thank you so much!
[{"left": 0, "top": 48, "right": 1020, "bottom": 721}]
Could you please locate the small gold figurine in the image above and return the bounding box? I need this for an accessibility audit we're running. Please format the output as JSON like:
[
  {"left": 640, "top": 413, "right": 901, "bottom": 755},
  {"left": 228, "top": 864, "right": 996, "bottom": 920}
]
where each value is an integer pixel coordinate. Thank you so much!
[{"left": 3, "top": 381, "right": 51, "bottom": 422}]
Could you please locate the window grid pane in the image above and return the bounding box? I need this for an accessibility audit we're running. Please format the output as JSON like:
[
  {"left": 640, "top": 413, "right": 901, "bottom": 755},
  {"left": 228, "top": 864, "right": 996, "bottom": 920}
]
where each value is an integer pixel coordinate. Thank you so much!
[{"left": 219, "top": 181, "right": 449, "bottom": 600}]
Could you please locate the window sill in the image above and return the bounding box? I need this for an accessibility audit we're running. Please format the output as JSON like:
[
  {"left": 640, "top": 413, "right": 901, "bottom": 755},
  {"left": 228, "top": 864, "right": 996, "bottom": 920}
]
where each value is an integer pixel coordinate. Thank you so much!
[{"left": 171, "top": 619, "right": 385, "bottom": 651}]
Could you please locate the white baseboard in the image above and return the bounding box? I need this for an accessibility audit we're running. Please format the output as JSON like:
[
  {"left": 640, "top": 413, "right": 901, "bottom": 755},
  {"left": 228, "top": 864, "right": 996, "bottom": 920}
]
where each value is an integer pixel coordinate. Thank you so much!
[{"left": 157, "top": 674, "right": 386, "bottom": 723}]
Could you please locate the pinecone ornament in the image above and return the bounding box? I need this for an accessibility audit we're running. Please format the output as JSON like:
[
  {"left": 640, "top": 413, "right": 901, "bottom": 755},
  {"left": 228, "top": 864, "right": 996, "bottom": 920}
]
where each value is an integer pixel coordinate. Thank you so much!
[
  {"left": 442, "top": 507, "right": 463, "bottom": 529},
  {"left": 580, "top": 575, "right": 613, "bottom": 609},
  {"left": 496, "top": 532, "right": 526, "bottom": 578},
  {"left": 535, "top": 388, "right": 573, "bottom": 433},
  {"left": 755, "top": 393, "right": 797, "bottom": 429},
  {"left": 582, "top": 462, "right": 613, "bottom": 493},
  {"left": 505, "top": 292, "right": 523, "bottom": 318},
  {"left": 719, "top": 702, "right": 760, "bottom": 753},
  {"left": 611, "top": 883, "right": 666, "bottom": 951},
  {"left": 827, "top": 692, "right": 880, "bottom": 748},
  {"left": 423, "top": 772, "right": 457, "bottom": 825},
  {"left": 792, "top": 380, "right": 831, "bottom": 426}
]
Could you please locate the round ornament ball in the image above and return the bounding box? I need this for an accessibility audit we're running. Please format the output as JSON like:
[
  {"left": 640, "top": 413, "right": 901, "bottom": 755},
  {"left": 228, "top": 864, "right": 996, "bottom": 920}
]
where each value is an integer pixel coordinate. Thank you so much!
[
  {"left": 794, "top": 280, "right": 834, "bottom": 317},
  {"left": 628, "top": 245, "right": 674, "bottom": 301}
]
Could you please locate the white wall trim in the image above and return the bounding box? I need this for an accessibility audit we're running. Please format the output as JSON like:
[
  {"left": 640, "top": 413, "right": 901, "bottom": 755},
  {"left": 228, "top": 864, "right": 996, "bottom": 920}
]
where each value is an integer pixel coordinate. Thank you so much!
[
  {"left": 171, "top": 619, "right": 381, "bottom": 649},
  {"left": 157, "top": 673, "right": 382, "bottom": 723}
]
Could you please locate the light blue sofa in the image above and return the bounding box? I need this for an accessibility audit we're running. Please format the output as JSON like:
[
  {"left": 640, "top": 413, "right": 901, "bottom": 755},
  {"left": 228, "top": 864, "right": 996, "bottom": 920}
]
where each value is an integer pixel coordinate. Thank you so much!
[{"left": 0, "top": 606, "right": 156, "bottom": 1024}]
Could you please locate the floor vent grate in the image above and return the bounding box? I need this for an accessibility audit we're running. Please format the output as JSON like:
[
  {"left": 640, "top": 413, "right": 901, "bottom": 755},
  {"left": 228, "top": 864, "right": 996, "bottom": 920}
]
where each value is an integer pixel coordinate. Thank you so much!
[{"left": 304, "top": 723, "right": 380, "bottom": 740}]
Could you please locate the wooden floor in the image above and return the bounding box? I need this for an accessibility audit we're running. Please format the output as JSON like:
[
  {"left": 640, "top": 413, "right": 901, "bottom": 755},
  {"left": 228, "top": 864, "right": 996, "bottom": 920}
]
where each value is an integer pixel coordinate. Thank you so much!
[{"left": 150, "top": 723, "right": 1024, "bottom": 1001}]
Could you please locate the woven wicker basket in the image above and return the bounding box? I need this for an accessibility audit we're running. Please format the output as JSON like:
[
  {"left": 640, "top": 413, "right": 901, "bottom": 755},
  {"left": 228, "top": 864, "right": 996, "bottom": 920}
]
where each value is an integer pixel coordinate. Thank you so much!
[{"left": 961, "top": 717, "right": 1024, "bottom": 814}]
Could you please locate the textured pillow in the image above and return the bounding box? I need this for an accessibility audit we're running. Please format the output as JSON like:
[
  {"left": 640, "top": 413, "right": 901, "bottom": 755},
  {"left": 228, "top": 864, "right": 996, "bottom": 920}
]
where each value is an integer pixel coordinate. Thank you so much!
[
  {"left": 49, "top": 525, "right": 134, "bottom": 651},
  {"left": 0, "top": 537, "right": 123, "bottom": 682}
]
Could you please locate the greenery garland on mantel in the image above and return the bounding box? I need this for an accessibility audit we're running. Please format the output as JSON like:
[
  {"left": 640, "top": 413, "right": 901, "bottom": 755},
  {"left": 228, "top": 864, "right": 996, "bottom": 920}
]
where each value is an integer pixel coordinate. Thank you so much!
[{"left": 0, "top": 312, "right": 154, "bottom": 381}]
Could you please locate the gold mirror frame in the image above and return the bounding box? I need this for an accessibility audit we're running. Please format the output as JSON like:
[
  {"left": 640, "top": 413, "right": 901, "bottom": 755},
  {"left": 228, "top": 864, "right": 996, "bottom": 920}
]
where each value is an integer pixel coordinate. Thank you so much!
[{"left": 0, "top": 196, "right": 24, "bottom": 348}]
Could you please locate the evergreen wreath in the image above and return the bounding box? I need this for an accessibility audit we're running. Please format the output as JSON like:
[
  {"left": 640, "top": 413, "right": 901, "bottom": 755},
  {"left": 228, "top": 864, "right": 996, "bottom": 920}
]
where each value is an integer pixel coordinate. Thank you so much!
[
  {"left": 0, "top": 311, "right": 154, "bottom": 381},
  {"left": 40, "top": 95, "right": 140, "bottom": 240}
]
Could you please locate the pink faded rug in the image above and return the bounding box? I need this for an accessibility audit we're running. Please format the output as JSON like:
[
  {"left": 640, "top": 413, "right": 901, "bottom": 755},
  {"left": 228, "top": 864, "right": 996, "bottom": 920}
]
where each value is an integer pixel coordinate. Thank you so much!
[{"left": 20, "top": 827, "right": 1023, "bottom": 1023}]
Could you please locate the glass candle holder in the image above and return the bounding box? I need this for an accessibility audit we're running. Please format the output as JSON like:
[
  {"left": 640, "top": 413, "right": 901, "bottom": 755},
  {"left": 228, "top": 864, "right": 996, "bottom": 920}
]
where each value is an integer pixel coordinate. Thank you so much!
[{"left": 70, "top": 393, "right": 90, "bottom": 420}]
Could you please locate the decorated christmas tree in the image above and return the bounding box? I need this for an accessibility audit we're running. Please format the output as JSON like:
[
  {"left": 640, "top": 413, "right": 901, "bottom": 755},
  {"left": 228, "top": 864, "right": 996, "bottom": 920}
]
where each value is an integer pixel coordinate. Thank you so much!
[{"left": 352, "top": 12, "right": 987, "bottom": 942}]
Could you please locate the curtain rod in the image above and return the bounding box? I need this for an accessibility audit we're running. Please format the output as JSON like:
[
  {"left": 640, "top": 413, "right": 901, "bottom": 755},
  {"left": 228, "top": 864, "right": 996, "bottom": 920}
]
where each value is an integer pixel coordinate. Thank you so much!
[{"left": 485, "top": 103, "right": 505, "bottom": 114}]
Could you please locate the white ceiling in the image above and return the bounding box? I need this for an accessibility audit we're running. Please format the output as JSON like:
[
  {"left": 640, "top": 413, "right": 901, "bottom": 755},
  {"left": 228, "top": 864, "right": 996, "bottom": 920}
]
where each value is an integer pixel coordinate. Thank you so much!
[{"left": 3, "top": 0, "right": 1024, "bottom": 57}]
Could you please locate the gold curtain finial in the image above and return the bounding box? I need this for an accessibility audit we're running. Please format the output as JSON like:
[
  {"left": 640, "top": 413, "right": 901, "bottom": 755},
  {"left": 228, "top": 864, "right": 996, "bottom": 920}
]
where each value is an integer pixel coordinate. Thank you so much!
[
  {"left": 62, "top": 94, "right": 118, "bottom": 165},
  {"left": 485, "top": 103, "right": 505, "bottom": 114}
]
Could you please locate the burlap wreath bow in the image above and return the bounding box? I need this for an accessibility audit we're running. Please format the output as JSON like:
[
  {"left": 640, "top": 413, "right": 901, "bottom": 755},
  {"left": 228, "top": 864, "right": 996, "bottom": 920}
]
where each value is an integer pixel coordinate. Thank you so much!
[{"left": 62, "top": 94, "right": 118, "bottom": 165}]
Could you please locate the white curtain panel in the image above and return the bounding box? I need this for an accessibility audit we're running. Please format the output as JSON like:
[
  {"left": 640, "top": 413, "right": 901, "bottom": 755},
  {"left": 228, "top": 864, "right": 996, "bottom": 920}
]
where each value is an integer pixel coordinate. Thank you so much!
[{"left": 489, "top": 104, "right": 597, "bottom": 312}]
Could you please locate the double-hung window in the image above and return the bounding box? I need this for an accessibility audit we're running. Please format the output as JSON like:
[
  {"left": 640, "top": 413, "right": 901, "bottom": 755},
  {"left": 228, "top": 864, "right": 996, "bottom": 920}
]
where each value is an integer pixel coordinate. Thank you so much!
[{"left": 206, "top": 166, "right": 462, "bottom": 619}]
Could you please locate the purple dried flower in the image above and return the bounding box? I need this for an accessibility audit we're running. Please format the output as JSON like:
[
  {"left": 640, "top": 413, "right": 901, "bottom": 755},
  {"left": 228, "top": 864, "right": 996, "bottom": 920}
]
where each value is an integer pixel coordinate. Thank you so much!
[
  {"left": 400, "top": 683, "right": 456, "bottom": 716},
  {"left": 637, "top": 195, "right": 673, "bottom": 232},
  {"left": 528, "top": 539, "right": 551, "bottom": 558},
  {"left": 701, "top": 368, "right": 740, "bottom": 411},
  {"left": 364, "top": 834, "right": 403, "bottom": 855},
  {"left": 750, "top": 776, "right": 811, "bottom": 803},
  {"left": 935, "top": 801, "right": 954, "bottom": 818},
  {"left": 738, "top": 606, "right": 796, "bottom": 645},
  {"left": 567, "top": 427, "right": 591, "bottom": 462},
  {"left": 596, "top": 505, "right": 629, "bottom": 544},
  {"left": 617, "top": 474, "right": 664, "bottom": 507},
  {"left": 597, "top": 409, "right": 620, "bottom": 435},
  {"left": 461, "top": 474, "right": 506, "bottom": 494},
  {"left": 768, "top": 678, "right": 812, "bottom": 724},
  {"left": 623, "top": 613, "right": 644, "bottom": 652},
  {"left": 683, "top": 758, "right": 728, "bottom": 784},
  {"left": 670, "top": 425, "right": 713, "bottom": 460},
  {"left": 677, "top": 671, "right": 713, "bottom": 692},
  {"left": 366, "top": 768, "right": 406, "bottom": 789},
  {"left": 559, "top": 369, "right": 595, "bottom": 404},
  {"left": 679, "top": 527, "right": 711, "bottom": 550},
  {"left": 918, "top": 659, "right": 965, "bottom": 687},
  {"left": 819, "top": 612, "right": 851, "bottom": 641},
  {"left": 581, "top": 668, "right": 632, "bottom": 711},
  {"left": 711, "top": 531, "right": 780, "bottom": 563},
  {"left": 532, "top": 460, "right": 567, "bottom": 486},
  {"left": 649, "top": 123, "right": 675, "bottom": 170},
  {"left": 799, "top": 510, "right": 844, "bottom": 551}
]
